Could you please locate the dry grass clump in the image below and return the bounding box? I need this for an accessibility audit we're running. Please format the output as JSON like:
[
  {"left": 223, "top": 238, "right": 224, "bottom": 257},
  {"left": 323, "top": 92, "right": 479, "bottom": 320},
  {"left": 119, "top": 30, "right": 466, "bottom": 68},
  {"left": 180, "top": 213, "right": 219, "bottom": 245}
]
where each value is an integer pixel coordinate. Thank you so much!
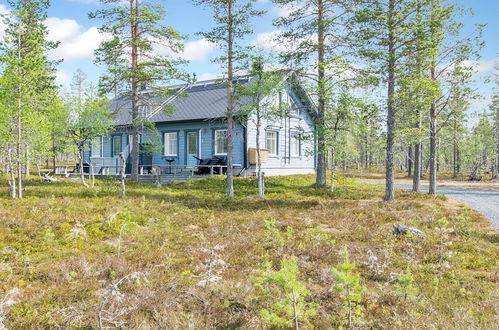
[{"left": 0, "top": 174, "right": 497, "bottom": 328}]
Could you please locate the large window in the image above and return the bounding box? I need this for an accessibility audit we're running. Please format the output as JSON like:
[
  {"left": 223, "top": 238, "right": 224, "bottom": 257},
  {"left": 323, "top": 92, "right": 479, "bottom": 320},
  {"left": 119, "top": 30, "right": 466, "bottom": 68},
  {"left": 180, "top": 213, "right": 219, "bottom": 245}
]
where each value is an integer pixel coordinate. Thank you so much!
[
  {"left": 112, "top": 135, "right": 122, "bottom": 156},
  {"left": 91, "top": 137, "right": 102, "bottom": 157},
  {"left": 214, "top": 129, "right": 228, "bottom": 155},
  {"left": 163, "top": 132, "right": 178, "bottom": 156},
  {"left": 266, "top": 131, "right": 278, "bottom": 155},
  {"left": 290, "top": 134, "right": 300, "bottom": 156}
]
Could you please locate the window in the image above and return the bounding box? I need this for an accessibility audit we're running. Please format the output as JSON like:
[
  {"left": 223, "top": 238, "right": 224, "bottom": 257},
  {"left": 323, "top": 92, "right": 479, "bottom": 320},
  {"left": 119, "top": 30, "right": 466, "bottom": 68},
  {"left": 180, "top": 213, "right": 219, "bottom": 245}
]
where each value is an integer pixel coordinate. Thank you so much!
[
  {"left": 112, "top": 135, "right": 122, "bottom": 156},
  {"left": 266, "top": 131, "right": 278, "bottom": 155},
  {"left": 290, "top": 134, "right": 300, "bottom": 157},
  {"left": 290, "top": 104, "right": 299, "bottom": 116},
  {"left": 128, "top": 134, "right": 141, "bottom": 153},
  {"left": 91, "top": 137, "right": 102, "bottom": 157},
  {"left": 187, "top": 132, "right": 197, "bottom": 154},
  {"left": 214, "top": 129, "right": 228, "bottom": 155},
  {"left": 163, "top": 132, "right": 178, "bottom": 156}
]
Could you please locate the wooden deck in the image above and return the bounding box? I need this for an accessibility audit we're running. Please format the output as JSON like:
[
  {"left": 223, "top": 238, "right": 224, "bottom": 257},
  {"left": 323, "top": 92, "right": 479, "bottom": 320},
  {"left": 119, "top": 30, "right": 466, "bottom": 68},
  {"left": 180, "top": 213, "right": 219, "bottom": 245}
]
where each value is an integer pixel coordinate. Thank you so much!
[{"left": 56, "top": 164, "right": 243, "bottom": 184}]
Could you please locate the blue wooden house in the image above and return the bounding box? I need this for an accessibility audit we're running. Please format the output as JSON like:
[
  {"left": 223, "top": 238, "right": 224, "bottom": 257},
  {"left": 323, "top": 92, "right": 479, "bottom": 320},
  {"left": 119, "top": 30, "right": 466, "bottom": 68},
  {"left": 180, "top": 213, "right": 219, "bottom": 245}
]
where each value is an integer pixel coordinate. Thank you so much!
[{"left": 84, "top": 74, "right": 317, "bottom": 178}]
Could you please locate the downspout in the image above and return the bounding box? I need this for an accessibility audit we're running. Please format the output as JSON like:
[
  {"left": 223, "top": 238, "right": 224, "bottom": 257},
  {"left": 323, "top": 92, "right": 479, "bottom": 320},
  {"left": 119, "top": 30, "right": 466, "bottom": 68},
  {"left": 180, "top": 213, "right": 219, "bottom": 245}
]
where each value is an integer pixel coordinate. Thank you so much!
[{"left": 241, "top": 121, "right": 248, "bottom": 174}]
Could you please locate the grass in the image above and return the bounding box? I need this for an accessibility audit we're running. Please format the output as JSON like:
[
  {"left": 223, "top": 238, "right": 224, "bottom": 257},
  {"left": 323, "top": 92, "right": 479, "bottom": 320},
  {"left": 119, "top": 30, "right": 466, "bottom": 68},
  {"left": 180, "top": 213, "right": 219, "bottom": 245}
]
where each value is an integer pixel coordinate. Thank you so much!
[
  {"left": 344, "top": 166, "right": 498, "bottom": 182},
  {"left": 0, "top": 175, "right": 497, "bottom": 328}
]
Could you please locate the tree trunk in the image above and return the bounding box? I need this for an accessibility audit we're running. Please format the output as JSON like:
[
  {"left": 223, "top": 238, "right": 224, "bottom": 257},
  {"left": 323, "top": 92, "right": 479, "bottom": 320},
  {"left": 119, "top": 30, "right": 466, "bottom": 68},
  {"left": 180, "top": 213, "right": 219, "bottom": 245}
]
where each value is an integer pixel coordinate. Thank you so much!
[
  {"left": 90, "top": 163, "right": 95, "bottom": 188},
  {"left": 25, "top": 144, "right": 30, "bottom": 177},
  {"left": 78, "top": 147, "right": 89, "bottom": 188},
  {"left": 364, "top": 134, "right": 369, "bottom": 168},
  {"left": 384, "top": 0, "right": 396, "bottom": 201},
  {"left": 330, "top": 150, "right": 336, "bottom": 192},
  {"left": 429, "top": 81, "right": 437, "bottom": 194},
  {"left": 120, "top": 152, "right": 126, "bottom": 197},
  {"left": 413, "top": 141, "right": 421, "bottom": 192},
  {"left": 130, "top": 0, "right": 140, "bottom": 181},
  {"left": 226, "top": 1, "right": 234, "bottom": 197},
  {"left": 496, "top": 107, "right": 499, "bottom": 179},
  {"left": 52, "top": 133, "right": 57, "bottom": 173},
  {"left": 315, "top": 0, "right": 327, "bottom": 187},
  {"left": 407, "top": 145, "right": 412, "bottom": 177},
  {"left": 7, "top": 146, "right": 16, "bottom": 199},
  {"left": 256, "top": 88, "right": 264, "bottom": 198},
  {"left": 291, "top": 289, "right": 299, "bottom": 330}
]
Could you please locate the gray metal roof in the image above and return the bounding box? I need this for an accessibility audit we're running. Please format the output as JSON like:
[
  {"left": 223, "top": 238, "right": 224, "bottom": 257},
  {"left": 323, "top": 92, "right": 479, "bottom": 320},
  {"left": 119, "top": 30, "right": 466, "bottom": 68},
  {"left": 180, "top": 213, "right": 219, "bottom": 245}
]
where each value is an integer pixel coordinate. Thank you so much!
[
  {"left": 110, "top": 77, "right": 253, "bottom": 126},
  {"left": 109, "top": 74, "right": 315, "bottom": 126}
]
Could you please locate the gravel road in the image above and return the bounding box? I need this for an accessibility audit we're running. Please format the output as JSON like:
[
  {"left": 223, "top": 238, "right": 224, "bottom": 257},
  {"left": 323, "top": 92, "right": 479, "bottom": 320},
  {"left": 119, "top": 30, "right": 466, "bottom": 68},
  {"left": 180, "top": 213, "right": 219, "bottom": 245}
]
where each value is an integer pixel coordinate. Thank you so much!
[{"left": 367, "top": 183, "right": 499, "bottom": 229}]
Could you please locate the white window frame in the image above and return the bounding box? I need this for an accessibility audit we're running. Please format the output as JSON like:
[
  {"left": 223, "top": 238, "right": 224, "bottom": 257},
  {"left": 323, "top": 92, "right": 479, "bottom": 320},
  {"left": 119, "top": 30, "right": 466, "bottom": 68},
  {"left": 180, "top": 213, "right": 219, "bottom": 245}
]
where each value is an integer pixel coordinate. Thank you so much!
[
  {"left": 91, "top": 137, "right": 103, "bottom": 158},
  {"left": 290, "top": 134, "right": 300, "bottom": 157},
  {"left": 163, "top": 132, "right": 178, "bottom": 156},
  {"left": 266, "top": 130, "right": 278, "bottom": 156},
  {"left": 214, "top": 129, "right": 228, "bottom": 155}
]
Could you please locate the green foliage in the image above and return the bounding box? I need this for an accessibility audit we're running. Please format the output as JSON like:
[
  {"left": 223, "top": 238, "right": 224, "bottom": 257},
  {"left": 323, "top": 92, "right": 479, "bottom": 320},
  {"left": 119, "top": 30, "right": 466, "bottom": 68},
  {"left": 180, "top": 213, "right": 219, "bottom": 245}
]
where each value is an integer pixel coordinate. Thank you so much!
[
  {"left": 254, "top": 255, "right": 317, "bottom": 329},
  {"left": 332, "top": 247, "right": 365, "bottom": 328},
  {"left": 397, "top": 268, "right": 415, "bottom": 301},
  {"left": 0, "top": 0, "right": 59, "bottom": 197}
]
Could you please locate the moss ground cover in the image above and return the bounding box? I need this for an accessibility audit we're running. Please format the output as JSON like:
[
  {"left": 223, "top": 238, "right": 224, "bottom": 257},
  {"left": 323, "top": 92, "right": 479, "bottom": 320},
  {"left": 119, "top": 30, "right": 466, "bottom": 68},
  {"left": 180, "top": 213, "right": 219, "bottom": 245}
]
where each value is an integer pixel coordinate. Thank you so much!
[{"left": 0, "top": 175, "right": 497, "bottom": 328}]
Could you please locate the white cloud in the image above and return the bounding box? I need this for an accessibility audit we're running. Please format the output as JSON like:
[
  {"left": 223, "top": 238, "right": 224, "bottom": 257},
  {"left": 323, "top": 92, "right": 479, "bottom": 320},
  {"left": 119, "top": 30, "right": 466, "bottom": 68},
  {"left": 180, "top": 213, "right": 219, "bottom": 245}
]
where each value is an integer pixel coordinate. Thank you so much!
[
  {"left": 45, "top": 17, "right": 104, "bottom": 61},
  {"left": 155, "top": 38, "right": 215, "bottom": 62},
  {"left": 67, "top": 0, "right": 101, "bottom": 4},
  {"left": 197, "top": 72, "right": 220, "bottom": 81},
  {"left": 463, "top": 58, "right": 498, "bottom": 75},
  {"left": 251, "top": 30, "right": 286, "bottom": 52},
  {"left": 272, "top": 4, "right": 293, "bottom": 17},
  {"left": 55, "top": 70, "right": 69, "bottom": 86},
  {"left": 0, "top": 4, "right": 10, "bottom": 39},
  {"left": 182, "top": 39, "right": 215, "bottom": 62}
]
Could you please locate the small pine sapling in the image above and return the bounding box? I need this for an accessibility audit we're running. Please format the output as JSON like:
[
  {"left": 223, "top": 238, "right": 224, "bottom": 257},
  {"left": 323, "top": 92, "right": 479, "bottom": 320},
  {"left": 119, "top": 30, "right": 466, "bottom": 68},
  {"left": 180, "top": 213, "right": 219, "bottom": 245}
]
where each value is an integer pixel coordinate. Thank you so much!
[
  {"left": 253, "top": 256, "right": 317, "bottom": 330},
  {"left": 397, "top": 268, "right": 415, "bottom": 301},
  {"left": 332, "top": 247, "right": 365, "bottom": 329}
]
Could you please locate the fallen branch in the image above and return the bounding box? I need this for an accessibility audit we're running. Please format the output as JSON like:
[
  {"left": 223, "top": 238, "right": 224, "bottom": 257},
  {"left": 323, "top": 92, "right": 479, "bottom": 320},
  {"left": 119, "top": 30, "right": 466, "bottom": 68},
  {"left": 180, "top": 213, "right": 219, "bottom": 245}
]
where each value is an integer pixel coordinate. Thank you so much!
[
  {"left": 42, "top": 173, "right": 59, "bottom": 182},
  {"left": 392, "top": 223, "right": 425, "bottom": 237}
]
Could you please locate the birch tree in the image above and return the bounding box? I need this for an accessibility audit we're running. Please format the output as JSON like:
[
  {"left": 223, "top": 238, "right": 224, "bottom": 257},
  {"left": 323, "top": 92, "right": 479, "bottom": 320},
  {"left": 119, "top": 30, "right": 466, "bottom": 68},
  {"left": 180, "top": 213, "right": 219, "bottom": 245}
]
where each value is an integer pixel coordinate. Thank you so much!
[
  {"left": 67, "top": 71, "right": 113, "bottom": 188},
  {"left": 0, "top": 0, "right": 58, "bottom": 199},
  {"left": 238, "top": 58, "right": 283, "bottom": 198}
]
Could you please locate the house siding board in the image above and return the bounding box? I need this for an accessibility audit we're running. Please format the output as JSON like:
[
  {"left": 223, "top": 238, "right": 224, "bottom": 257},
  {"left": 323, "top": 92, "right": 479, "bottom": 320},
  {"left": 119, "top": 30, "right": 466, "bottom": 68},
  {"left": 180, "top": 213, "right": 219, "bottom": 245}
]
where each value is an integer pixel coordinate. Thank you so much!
[
  {"left": 245, "top": 87, "right": 315, "bottom": 175},
  {"left": 87, "top": 120, "right": 245, "bottom": 174},
  {"left": 85, "top": 75, "right": 316, "bottom": 177}
]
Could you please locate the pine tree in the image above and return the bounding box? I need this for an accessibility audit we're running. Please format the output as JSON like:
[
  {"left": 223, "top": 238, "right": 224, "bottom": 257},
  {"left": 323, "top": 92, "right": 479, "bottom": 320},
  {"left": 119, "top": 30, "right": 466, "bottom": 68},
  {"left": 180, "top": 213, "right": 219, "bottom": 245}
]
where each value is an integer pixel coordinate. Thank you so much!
[
  {"left": 273, "top": 0, "right": 359, "bottom": 188},
  {"left": 425, "top": 0, "right": 482, "bottom": 194},
  {"left": 194, "top": 0, "right": 264, "bottom": 197},
  {"left": 353, "top": 0, "right": 424, "bottom": 200},
  {"left": 332, "top": 247, "right": 365, "bottom": 328},
  {"left": 253, "top": 255, "right": 317, "bottom": 329},
  {"left": 90, "top": 0, "right": 188, "bottom": 181}
]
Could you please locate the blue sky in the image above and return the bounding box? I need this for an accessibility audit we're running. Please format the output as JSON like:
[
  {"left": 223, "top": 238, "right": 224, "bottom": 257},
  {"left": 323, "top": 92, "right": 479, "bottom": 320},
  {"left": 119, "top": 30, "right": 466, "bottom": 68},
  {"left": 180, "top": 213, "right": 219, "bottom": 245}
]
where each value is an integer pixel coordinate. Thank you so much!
[{"left": 0, "top": 0, "right": 497, "bottom": 112}]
